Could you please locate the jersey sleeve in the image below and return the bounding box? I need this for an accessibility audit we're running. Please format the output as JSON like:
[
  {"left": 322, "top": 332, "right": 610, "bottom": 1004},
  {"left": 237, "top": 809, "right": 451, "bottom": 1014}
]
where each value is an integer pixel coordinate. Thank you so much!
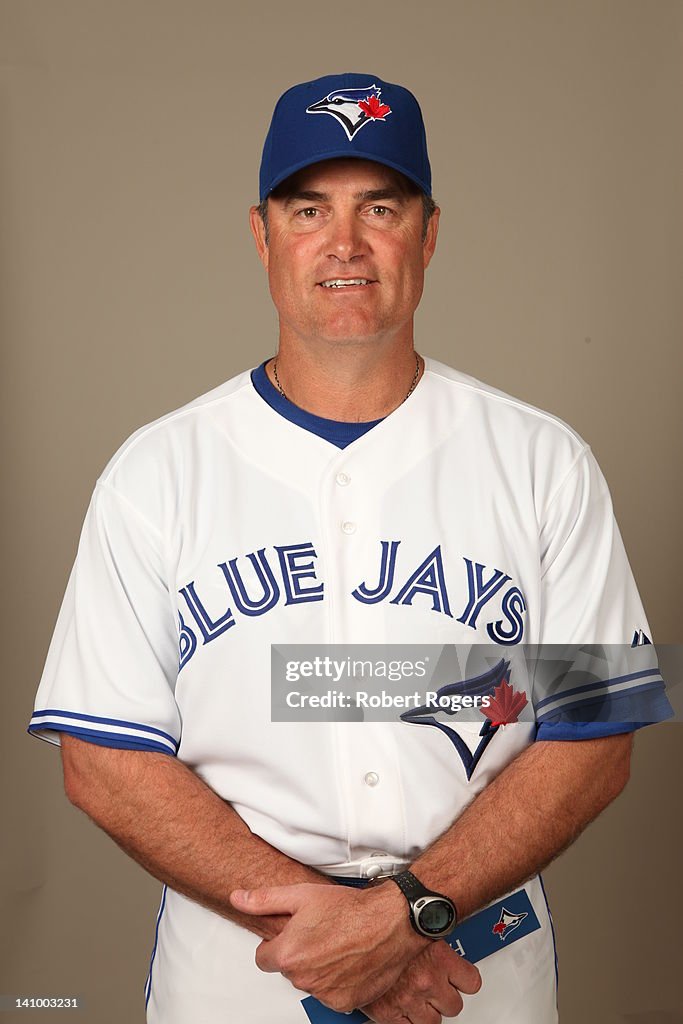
[
  {"left": 534, "top": 447, "right": 672, "bottom": 741},
  {"left": 28, "top": 480, "right": 182, "bottom": 755}
]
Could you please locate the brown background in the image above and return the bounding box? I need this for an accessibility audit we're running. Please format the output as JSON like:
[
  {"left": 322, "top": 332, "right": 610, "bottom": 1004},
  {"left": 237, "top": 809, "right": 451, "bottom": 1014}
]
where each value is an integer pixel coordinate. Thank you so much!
[{"left": 1, "top": 1, "right": 682, "bottom": 1022}]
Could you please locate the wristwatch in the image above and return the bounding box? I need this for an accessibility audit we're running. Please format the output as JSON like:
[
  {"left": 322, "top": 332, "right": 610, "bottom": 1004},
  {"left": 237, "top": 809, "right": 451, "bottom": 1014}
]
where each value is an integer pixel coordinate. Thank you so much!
[{"left": 390, "top": 870, "right": 457, "bottom": 939}]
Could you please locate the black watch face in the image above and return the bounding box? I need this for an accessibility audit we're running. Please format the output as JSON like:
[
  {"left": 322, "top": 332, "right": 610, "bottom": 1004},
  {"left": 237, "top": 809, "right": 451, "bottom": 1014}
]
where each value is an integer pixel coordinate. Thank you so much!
[{"left": 416, "top": 899, "right": 455, "bottom": 935}]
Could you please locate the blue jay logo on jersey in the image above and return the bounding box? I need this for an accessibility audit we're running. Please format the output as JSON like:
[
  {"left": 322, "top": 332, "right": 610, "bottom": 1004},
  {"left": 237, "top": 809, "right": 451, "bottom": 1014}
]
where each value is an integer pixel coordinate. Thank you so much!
[
  {"left": 306, "top": 84, "right": 392, "bottom": 140},
  {"left": 401, "top": 659, "right": 510, "bottom": 779},
  {"left": 492, "top": 906, "right": 528, "bottom": 941}
]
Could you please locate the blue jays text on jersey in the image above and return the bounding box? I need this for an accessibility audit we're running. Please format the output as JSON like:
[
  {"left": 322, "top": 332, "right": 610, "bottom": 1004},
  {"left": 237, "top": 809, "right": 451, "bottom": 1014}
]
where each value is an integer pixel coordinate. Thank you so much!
[{"left": 177, "top": 541, "right": 528, "bottom": 669}]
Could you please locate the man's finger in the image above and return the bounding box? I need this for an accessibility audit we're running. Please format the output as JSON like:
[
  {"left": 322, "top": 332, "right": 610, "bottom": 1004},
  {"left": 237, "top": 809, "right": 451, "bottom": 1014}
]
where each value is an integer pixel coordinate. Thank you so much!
[
  {"left": 363, "top": 1010, "right": 412, "bottom": 1024},
  {"left": 230, "top": 884, "right": 307, "bottom": 916},
  {"left": 400, "top": 962, "right": 461, "bottom": 1021},
  {"left": 253, "top": 936, "right": 283, "bottom": 974},
  {"left": 425, "top": 942, "right": 481, "bottom": 996},
  {"left": 429, "top": 987, "right": 463, "bottom": 1018},
  {"left": 407, "top": 1001, "right": 441, "bottom": 1024},
  {"left": 451, "top": 957, "right": 481, "bottom": 996}
]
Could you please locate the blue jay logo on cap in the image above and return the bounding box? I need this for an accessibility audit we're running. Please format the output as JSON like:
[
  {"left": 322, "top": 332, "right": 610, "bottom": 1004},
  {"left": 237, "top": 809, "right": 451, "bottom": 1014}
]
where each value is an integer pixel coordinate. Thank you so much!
[{"left": 306, "top": 84, "right": 392, "bottom": 141}]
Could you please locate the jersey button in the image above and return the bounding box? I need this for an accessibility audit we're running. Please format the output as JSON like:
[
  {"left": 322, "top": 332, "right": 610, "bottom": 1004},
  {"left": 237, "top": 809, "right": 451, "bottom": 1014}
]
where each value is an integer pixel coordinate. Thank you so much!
[
  {"left": 366, "top": 863, "right": 384, "bottom": 879},
  {"left": 336, "top": 471, "right": 351, "bottom": 486},
  {"left": 364, "top": 771, "right": 380, "bottom": 787},
  {"left": 341, "top": 521, "right": 356, "bottom": 535}
]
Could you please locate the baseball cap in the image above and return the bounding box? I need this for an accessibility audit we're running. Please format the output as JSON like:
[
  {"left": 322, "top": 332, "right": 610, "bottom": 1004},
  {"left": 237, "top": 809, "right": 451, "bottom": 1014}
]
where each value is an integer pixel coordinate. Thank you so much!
[{"left": 259, "top": 73, "right": 432, "bottom": 201}]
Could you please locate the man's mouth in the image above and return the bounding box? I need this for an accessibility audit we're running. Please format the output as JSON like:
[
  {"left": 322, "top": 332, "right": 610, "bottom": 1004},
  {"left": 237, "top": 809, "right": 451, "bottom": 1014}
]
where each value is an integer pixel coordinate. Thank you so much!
[{"left": 318, "top": 278, "right": 375, "bottom": 288}]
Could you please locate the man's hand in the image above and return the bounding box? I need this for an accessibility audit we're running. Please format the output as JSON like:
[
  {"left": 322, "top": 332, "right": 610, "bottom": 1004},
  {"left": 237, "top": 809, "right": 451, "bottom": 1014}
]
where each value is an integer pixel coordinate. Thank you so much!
[
  {"left": 362, "top": 940, "right": 482, "bottom": 1024},
  {"left": 230, "top": 881, "right": 433, "bottom": 1013}
]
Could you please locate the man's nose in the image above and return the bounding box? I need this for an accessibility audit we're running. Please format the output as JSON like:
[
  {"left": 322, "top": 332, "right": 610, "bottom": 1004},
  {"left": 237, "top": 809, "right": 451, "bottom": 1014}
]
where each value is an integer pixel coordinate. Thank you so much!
[{"left": 325, "top": 210, "right": 367, "bottom": 262}]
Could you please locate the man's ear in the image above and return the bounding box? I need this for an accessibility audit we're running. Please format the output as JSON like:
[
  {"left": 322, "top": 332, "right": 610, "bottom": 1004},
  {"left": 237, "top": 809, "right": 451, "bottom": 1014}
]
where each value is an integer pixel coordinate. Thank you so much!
[
  {"left": 249, "top": 205, "right": 269, "bottom": 270},
  {"left": 423, "top": 206, "right": 440, "bottom": 270}
]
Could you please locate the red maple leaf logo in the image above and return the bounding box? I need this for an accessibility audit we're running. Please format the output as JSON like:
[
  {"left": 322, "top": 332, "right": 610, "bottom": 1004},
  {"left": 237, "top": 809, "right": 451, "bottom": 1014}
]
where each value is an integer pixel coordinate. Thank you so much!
[
  {"left": 492, "top": 921, "right": 507, "bottom": 935},
  {"left": 485, "top": 678, "right": 528, "bottom": 726},
  {"left": 359, "top": 95, "right": 391, "bottom": 120}
]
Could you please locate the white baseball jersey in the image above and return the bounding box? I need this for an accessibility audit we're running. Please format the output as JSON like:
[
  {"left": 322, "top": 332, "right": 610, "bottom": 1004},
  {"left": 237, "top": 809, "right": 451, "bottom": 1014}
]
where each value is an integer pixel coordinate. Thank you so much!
[{"left": 29, "top": 357, "right": 669, "bottom": 1024}]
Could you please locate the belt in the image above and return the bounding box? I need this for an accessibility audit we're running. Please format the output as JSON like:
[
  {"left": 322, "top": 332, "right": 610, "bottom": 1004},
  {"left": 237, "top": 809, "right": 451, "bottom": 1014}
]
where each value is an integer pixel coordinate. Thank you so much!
[{"left": 317, "top": 855, "right": 411, "bottom": 882}]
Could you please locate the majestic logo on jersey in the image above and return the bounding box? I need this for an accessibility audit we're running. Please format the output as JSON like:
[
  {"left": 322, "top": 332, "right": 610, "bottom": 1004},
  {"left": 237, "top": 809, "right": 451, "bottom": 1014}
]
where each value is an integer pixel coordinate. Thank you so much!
[
  {"left": 492, "top": 906, "right": 528, "bottom": 941},
  {"left": 306, "top": 84, "right": 391, "bottom": 140},
  {"left": 176, "top": 540, "right": 527, "bottom": 673},
  {"left": 631, "top": 629, "right": 651, "bottom": 647}
]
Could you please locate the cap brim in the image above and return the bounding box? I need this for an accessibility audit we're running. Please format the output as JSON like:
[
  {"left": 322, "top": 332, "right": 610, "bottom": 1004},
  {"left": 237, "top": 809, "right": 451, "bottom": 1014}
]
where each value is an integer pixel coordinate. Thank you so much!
[{"left": 262, "top": 149, "right": 431, "bottom": 199}]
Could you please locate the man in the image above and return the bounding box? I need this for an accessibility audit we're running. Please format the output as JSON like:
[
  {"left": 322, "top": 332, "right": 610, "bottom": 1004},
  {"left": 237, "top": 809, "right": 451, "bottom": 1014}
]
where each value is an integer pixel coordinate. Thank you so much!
[{"left": 29, "top": 74, "right": 671, "bottom": 1024}]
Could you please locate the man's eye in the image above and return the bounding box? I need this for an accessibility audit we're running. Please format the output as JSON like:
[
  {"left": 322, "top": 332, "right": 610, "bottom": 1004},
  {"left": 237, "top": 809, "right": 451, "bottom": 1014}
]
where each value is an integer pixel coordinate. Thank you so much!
[
  {"left": 371, "top": 206, "right": 391, "bottom": 216},
  {"left": 296, "top": 208, "right": 318, "bottom": 218}
]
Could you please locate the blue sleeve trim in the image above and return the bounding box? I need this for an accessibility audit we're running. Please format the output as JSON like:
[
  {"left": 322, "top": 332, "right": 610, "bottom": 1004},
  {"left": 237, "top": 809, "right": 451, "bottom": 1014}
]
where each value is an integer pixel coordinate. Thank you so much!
[
  {"left": 536, "top": 721, "right": 644, "bottom": 741},
  {"left": 27, "top": 723, "right": 177, "bottom": 755},
  {"left": 536, "top": 681, "right": 673, "bottom": 726},
  {"left": 29, "top": 709, "right": 178, "bottom": 747},
  {"left": 535, "top": 668, "right": 661, "bottom": 712}
]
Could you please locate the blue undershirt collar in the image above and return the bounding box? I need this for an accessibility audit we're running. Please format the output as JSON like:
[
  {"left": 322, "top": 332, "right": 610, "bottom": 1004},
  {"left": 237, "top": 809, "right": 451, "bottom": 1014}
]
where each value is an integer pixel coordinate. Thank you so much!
[{"left": 251, "top": 361, "right": 384, "bottom": 449}]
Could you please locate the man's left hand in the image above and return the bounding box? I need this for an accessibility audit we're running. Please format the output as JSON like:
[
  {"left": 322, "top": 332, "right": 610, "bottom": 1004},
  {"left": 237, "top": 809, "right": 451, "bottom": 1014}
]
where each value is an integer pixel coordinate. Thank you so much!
[
  {"left": 230, "top": 881, "right": 429, "bottom": 1012},
  {"left": 362, "top": 939, "right": 481, "bottom": 1023}
]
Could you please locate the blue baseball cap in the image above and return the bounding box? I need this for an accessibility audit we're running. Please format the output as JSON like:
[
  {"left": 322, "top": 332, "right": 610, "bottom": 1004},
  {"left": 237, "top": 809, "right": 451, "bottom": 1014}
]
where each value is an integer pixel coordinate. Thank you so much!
[{"left": 259, "top": 73, "right": 432, "bottom": 201}]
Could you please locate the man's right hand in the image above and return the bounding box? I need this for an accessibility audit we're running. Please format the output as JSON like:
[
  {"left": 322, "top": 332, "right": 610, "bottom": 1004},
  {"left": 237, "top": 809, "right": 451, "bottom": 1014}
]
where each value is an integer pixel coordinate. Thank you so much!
[{"left": 361, "top": 941, "right": 481, "bottom": 1024}]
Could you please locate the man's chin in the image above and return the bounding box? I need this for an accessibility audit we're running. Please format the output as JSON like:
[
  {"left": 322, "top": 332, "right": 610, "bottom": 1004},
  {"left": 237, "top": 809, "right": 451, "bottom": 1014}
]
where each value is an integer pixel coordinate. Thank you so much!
[
  {"left": 311, "top": 330, "right": 390, "bottom": 348},
  {"left": 308, "top": 315, "right": 392, "bottom": 347},
  {"left": 279, "top": 310, "right": 398, "bottom": 348}
]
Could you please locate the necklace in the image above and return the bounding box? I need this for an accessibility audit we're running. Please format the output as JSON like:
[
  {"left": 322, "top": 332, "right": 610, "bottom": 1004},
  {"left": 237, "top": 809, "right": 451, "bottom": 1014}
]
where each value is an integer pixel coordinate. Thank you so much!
[{"left": 272, "top": 352, "right": 422, "bottom": 406}]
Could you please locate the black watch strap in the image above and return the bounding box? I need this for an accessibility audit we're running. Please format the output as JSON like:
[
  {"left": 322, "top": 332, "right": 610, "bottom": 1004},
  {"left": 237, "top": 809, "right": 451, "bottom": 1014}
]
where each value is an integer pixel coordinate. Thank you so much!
[{"left": 391, "top": 870, "right": 432, "bottom": 901}]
